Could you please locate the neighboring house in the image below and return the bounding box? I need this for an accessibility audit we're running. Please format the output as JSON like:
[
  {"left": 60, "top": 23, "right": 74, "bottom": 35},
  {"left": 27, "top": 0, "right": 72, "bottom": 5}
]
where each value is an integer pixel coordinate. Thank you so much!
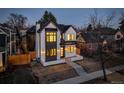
[
  {"left": 114, "top": 30, "right": 124, "bottom": 51},
  {"left": 0, "top": 24, "right": 17, "bottom": 55},
  {"left": 76, "top": 32, "right": 86, "bottom": 55},
  {"left": 82, "top": 31, "right": 98, "bottom": 53},
  {"left": 114, "top": 30, "right": 124, "bottom": 40},
  {"left": 0, "top": 29, "right": 7, "bottom": 69},
  {"left": 36, "top": 21, "right": 83, "bottom": 66},
  {"left": 19, "top": 29, "right": 28, "bottom": 53},
  {"left": 77, "top": 32, "right": 86, "bottom": 47},
  {"left": 94, "top": 27, "right": 116, "bottom": 44},
  {"left": 26, "top": 26, "right": 36, "bottom": 51}
]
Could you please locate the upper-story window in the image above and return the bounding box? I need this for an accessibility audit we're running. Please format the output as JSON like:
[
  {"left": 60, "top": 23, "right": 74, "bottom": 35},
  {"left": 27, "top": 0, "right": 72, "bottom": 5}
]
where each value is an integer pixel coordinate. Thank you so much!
[
  {"left": 67, "top": 34, "right": 74, "bottom": 41},
  {"left": 46, "top": 32, "right": 56, "bottom": 42},
  {"left": 117, "top": 35, "right": 121, "bottom": 39}
]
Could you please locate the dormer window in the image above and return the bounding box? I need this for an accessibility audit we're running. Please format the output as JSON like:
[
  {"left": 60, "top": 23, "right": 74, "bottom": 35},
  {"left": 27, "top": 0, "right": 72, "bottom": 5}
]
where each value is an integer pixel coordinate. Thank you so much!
[{"left": 67, "top": 34, "right": 74, "bottom": 41}]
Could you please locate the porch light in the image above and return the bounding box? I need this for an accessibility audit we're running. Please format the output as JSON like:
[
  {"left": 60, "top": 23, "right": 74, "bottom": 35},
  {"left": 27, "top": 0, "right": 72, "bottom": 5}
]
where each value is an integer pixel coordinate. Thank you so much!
[
  {"left": 41, "top": 50, "right": 45, "bottom": 54},
  {"left": 103, "top": 40, "right": 107, "bottom": 45}
]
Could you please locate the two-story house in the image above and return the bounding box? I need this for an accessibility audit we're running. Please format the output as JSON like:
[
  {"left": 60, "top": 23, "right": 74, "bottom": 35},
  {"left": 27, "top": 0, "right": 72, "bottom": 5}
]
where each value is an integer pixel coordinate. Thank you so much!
[
  {"left": 0, "top": 27, "right": 7, "bottom": 71},
  {"left": 0, "top": 24, "right": 17, "bottom": 55},
  {"left": 36, "top": 21, "right": 83, "bottom": 66}
]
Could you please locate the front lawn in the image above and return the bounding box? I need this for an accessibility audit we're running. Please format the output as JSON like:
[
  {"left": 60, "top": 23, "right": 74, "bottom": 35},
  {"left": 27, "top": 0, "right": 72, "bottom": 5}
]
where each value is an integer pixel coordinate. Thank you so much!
[{"left": 76, "top": 54, "right": 124, "bottom": 73}]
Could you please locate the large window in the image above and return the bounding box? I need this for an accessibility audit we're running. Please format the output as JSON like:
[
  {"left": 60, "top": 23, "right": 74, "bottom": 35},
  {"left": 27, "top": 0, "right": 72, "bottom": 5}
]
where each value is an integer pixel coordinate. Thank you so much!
[
  {"left": 46, "top": 48, "right": 56, "bottom": 56},
  {"left": 66, "top": 46, "right": 74, "bottom": 53},
  {"left": 67, "top": 34, "right": 74, "bottom": 41},
  {"left": 46, "top": 32, "right": 56, "bottom": 42}
]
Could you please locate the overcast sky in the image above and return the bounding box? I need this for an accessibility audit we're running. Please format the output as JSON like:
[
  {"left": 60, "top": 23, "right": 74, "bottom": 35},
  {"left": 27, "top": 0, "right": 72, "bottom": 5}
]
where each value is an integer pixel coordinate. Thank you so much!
[{"left": 0, "top": 8, "right": 124, "bottom": 28}]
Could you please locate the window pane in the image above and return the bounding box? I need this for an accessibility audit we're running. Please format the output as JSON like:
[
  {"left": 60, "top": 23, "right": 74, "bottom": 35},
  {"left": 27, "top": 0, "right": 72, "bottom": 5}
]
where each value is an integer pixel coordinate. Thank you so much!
[
  {"left": 46, "top": 50, "right": 49, "bottom": 56},
  {"left": 61, "top": 47, "right": 63, "bottom": 56},
  {"left": 54, "top": 49, "right": 56, "bottom": 55}
]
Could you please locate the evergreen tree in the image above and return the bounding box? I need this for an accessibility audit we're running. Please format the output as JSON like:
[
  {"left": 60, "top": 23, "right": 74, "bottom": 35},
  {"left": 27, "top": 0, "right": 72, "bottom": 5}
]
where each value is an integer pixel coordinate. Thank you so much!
[
  {"left": 39, "top": 11, "right": 57, "bottom": 25},
  {"left": 87, "top": 24, "right": 92, "bottom": 31},
  {"left": 120, "top": 19, "right": 124, "bottom": 31}
]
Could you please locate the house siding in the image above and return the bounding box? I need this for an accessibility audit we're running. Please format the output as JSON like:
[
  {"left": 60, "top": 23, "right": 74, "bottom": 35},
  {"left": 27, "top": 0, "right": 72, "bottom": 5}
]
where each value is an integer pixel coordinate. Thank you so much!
[{"left": 64, "top": 27, "right": 76, "bottom": 58}]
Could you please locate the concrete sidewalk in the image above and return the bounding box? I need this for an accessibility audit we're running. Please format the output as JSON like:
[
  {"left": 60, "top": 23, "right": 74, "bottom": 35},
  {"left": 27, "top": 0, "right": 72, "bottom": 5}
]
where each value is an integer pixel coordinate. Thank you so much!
[{"left": 54, "top": 65, "right": 124, "bottom": 84}]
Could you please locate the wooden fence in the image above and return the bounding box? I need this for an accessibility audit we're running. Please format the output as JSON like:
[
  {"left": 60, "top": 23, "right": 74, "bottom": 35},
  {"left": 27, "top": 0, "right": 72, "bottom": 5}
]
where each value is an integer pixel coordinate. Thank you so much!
[
  {"left": 29, "top": 51, "right": 36, "bottom": 60},
  {"left": 8, "top": 51, "right": 36, "bottom": 65}
]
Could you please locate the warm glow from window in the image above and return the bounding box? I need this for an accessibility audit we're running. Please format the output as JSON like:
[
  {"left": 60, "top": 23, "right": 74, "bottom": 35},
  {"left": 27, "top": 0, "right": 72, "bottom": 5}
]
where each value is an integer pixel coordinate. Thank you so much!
[
  {"left": 53, "top": 49, "right": 56, "bottom": 56},
  {"left": 46, "top": 48, "right": 56, "bottom": 56},
  {"left": 0, "top": 61, "right": 3, "bottom": 67},
  {"left": 46, "top": 32, "right": 56, "bottom": 42},
  {"left": 46, "top": 50, "right": 49, "bottom": 56},
  {"left": 60, "top": 47, "right": 63, "bottom": 56},
  {"left": 66, "top": 46, "right": 74, "bottom": 53},
  {"left": 67, "top": 34, "right": 74, "bottom": 40}
]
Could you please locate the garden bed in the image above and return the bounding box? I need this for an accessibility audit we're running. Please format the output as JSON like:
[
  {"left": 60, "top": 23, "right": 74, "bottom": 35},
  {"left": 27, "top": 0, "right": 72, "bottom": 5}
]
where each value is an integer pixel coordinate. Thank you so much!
[{"left": 31, "top": 62, "right": 78, "bottom": 83}]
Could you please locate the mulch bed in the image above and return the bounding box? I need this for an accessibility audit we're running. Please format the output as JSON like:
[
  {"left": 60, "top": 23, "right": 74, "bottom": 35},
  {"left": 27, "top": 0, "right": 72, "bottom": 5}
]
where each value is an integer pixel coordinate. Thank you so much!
[
  {"left": 116, "top": 70, "right": 124, "bottom": 75},
  {"left": 39, "top": 69, "right": 78, "bottom": 83},
  {"left": 31, "top": 62, "right": 79, "bottom": 84},
  {"left": 75, "top": 59, "right": 101, "bottom": 73}
]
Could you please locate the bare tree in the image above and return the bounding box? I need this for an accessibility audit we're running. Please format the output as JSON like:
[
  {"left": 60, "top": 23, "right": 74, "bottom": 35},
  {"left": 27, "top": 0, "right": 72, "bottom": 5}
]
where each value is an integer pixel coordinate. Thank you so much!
[
  {"left": 7, "top": 13, "right": 28, "bottom": 54},
  {"left": 89, "top": 9, "right": 98, "bottom": 29},
  {"left": 89, "top": 9, "right": 116, "bottom": 29},
  {"left": 104, "top": 12, "right": 116, "bottom": 27},
  {"left": 119, "top": 12, "right": 124, "bottom": 21},
  {"left": 7, "top": 13, "right": 27, "bottom": 29}
]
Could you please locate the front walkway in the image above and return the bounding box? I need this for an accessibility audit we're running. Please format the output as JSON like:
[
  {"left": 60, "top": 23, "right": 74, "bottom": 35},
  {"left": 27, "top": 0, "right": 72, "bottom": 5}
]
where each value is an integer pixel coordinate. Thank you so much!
[
  {"left": 54, "top": 65, "right": 124, "bottom": 84},
  {"left": 66, "top": 61, "right": 87, "bottom": 76}
]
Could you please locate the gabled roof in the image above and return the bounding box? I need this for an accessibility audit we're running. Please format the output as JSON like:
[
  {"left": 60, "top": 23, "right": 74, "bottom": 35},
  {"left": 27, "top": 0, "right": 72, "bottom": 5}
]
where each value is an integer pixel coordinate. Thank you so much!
[
  {"left": 115, "top": 30, "right": 124, "bottom": 35},
  {"left": 93, "top": 27, "right": 117, "bottom": 35},
  {"left": 38, "top": 21, "right": 58, "bottom": 32},
  {"left": 82, "top": 32, "right": 98, "bottom": 43},
  {"left": 57, "top": 24, "right": 71, "bottom": 33},
  {"left": 77, "top": 34, "right": 85, "bottom": 43},
  {"left": 27, "top": 26, "right": 36, "bottom": 33},
  {"left": 35, "top": 21, "right": 76, "bottom": 33},
  {"left": 0, "top": 24, "right": 16, "bottom": 35},
  {"left": 0, "top": 28, "right": 7, "bottom": 35}
]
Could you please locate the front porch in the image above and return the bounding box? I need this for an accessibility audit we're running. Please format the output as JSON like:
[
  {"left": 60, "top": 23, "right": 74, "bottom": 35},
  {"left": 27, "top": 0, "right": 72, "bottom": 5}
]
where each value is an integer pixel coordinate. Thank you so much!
[{"left": 41, "top": 55, "right": 83, "bottom": 66}]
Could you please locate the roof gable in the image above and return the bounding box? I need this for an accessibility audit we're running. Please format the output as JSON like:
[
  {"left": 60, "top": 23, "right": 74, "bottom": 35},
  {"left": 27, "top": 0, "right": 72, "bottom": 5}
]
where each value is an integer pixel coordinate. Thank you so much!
[
  {"left": 82, "top": 32, "right": 97, "bottom": 43},
  {"left": 77, "top": 34, "right": 85, "bottom": 42}
]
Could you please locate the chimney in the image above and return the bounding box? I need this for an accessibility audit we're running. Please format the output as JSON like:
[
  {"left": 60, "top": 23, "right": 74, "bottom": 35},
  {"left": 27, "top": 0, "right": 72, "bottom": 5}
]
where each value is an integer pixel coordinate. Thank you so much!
[{"left": 36, "top": 22, "right": 40, "bottom": 32}]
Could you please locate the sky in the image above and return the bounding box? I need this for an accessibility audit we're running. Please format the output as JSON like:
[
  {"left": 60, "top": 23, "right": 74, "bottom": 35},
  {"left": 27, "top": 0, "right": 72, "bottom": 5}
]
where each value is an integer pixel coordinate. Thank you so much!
[{"left": 0, "top": 8, "right": 124, "bottom": 28}]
